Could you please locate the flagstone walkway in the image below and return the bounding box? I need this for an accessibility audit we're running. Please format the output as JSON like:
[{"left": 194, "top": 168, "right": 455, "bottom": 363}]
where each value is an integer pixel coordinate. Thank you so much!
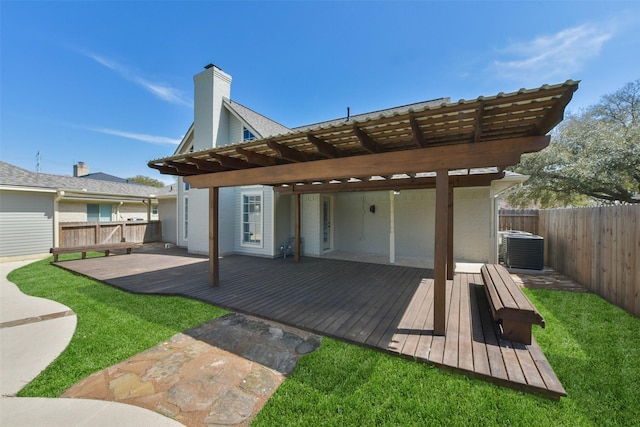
[{"left": 62, "top": 313, "right": 321, "bottom": 427}]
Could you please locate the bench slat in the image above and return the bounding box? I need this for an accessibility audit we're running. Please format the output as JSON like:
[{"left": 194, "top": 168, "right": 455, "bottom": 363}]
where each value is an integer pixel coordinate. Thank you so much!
[
  {"left": 50, "top": 243, "right": 140, "bottom": 262},
  {"left": 484, "top": 265, "right": 519, "bottom": 310},
  {"left": 494, "top": 264, "right": 536, "bottom": 312},
  {"left": 481, "top": 264, "right": 545, "bottom": 345}
]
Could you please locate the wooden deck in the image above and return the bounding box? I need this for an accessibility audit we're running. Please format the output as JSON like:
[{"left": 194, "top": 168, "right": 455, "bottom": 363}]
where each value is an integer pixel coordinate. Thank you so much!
[{"left": 55, "top": 249, "right": 566, "bottom": 399}]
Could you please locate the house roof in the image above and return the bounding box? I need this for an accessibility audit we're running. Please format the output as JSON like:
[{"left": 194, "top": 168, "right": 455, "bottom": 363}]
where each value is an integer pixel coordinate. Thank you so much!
[
  {"left": 0, "top": 161, "right": 175, "bottom": 198},
  {"left": 148, "top": 80, "right": 578, "bottom": 193},
  {"left": 223, "top": 98, "right": 290, "bottom": 138},
  {"left": 80, "top": 172, "right": 140, "bottom": 184}
]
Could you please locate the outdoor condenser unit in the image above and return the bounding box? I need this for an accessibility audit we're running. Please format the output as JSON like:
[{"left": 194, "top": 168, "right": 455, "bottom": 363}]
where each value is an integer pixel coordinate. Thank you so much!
[{"left": 503, "top": 234, "right": 544, "bottom": 270}]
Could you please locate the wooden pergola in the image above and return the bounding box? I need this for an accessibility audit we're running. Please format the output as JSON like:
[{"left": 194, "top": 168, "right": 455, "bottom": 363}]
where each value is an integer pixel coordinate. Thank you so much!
[{"left": 149, "top": 80, "right": 578, "bottom": 335}]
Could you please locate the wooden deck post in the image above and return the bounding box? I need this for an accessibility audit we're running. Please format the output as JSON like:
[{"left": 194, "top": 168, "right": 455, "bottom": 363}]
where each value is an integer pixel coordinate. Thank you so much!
[
  {"left": 209, "top": 187, "right": 220, "bottom": 286},
  {"left": 294, "top": 193, "right": 301, "bottom": 262},
  {"left": 434, "top": 169, "right": 449, "bottom": 336},
  {"left": 447, "top": 181, "right": 454, "bottom": 280}
]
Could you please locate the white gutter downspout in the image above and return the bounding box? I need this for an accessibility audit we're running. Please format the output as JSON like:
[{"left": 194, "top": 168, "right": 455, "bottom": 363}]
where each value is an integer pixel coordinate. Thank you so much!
[
  {"left": 53, "top": 190, "right": 65, "bottom": 247},
  {"left": 490, "top": 182, "right": 525, "bottom": 263}
]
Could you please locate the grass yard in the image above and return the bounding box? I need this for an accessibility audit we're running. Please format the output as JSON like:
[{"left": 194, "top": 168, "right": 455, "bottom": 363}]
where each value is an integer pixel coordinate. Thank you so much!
[
  {"left": 8, "top": 257, "right": 640, "bottom": 426},
  {"left": 8, "top": 254, "right": 228, "bottom": 397}
]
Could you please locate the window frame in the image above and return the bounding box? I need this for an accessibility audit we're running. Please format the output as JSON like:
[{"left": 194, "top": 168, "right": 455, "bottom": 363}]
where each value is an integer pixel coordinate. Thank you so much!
[{"left": 240, "top": 190, "right": 263, "bottom": 248}]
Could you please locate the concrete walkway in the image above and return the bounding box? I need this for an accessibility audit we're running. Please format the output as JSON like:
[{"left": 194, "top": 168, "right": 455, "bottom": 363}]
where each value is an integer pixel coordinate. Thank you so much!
[{"left": 0, "top": 259, "right": 185, "bottom": 426}]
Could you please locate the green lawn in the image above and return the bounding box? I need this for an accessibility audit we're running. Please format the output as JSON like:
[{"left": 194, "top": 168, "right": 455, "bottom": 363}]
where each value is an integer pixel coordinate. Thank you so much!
[
  {"left": 8, "top": 255, "right": 228, "bottom": 397},
  {"left": 8, "top": 257, "right": 640, "bottom": 426}
]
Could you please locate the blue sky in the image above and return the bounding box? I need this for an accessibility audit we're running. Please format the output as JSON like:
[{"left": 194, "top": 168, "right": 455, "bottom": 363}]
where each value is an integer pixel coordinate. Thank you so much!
[{"left": 1, "top": 1, "right": 638, "bottom": 184}]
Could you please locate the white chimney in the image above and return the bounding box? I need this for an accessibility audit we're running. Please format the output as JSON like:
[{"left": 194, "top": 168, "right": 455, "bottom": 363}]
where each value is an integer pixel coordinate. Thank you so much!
[
  {"left": 74, "top": 162, "right": 89, "bottom": 177},
  {"left": 193, "top": 64, "right": 231, "bottom": 151}
]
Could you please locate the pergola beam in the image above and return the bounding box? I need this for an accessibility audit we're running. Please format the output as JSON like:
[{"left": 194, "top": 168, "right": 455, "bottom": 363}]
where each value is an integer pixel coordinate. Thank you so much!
[
  {"left": 148, "top": 163, "right": 191, "bottom": 176},
  {"left": 186, "top": 157, "right": 227, "bottom": 173},
  {"left": 308, "top": 134, "right": 341, "bottom": 158},
  {"left": 185, "top": 136, "right": 549, "bottom": 189},
  {"left": 166, "top": 161, "right": 202, "bottom": 175},
  {"left": 274, "top": 172, "right": 504, "bottom": 195},
  {"left": 472, "top": 101, "right": 485, "bottom": 143},
  {"left": 209, "top": 153, "right": 253, "bottom": 170},
  {"left": 235, "top": 147, "right": 282, "bottom": 167},
  {"left": 353, "top": 125, "right": 383, "bottom": 154},
  {"left": 266, "top": 140, "right": 311, "bottom": 162},
  {"left": 410, "top": 114, "right": 427, "bottom": 148}
]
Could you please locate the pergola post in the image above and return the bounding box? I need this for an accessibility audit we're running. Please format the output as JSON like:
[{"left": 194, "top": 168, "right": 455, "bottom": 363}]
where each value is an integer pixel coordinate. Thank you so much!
[
  {"left": 447, "top": 181, "right": 454, "bottom": 280},
  {"left": 209, "top": 187, "right": 219, "bottom": 286},
  {"left": 294, "top": 193, "right": 301, "bottom": 262},
  {"left": 434, "top": 169, "right": 449, "bottom": 336}
]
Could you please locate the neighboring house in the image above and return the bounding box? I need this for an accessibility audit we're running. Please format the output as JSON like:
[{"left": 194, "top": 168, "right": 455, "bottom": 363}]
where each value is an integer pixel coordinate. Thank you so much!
[
  {"left": 156, "top": 65, "right": 527, "bottom": 267},
  {"left": 0, "top": 161, "right": 176, "bottom": 259}
]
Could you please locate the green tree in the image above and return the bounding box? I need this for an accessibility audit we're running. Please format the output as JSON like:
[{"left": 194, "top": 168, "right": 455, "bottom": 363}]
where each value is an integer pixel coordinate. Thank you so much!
[
  {"left": 508, "top": 79, "right": 640, "bottom": 207},
  {"left": 127, "top": 175, "right": 166, "bottom": 188}
]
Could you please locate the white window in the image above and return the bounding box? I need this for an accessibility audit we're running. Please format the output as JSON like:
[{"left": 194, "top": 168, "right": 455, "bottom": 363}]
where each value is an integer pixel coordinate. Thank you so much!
[
  {"left": 152, "top": 205, "right": 158, "bottom": 216},
  {"left": 184, "top": 197, "right": 189, "bottom": 240},
  {"left": 241, "top": 192, "right": 262, "bottom": 246},
  {"left": 87, "top": 204, "right": 112, "bottom": 222}
]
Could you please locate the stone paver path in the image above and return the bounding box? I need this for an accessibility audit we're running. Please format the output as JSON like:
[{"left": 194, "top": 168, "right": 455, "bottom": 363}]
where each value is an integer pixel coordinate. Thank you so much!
[
  {"left": 511, "top": 269, "right": 589, "bottom": 292},
  {"left": 63, "top": 314, "right": 321, "bottom": 426}
]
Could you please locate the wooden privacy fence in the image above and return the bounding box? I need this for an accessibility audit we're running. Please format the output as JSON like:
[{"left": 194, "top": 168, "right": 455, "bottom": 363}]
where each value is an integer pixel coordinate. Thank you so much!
[
  {"left": 499, "top": 209, "right": 539, "bottom": 234},
  {"left": 538, "top": 205, "right": 639, "bottom": 318},
  {"left": 59, "top": 221, "right": 162, "bottom": 247}
]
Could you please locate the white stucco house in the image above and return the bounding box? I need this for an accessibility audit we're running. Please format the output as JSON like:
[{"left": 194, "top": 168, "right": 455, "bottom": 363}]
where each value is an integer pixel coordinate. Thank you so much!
[
  {"left": 160, "top": 65, "right": 526, "bottom": 268},
  {"left": 0, "top": 161, "right": 176, "bottom": 260}
]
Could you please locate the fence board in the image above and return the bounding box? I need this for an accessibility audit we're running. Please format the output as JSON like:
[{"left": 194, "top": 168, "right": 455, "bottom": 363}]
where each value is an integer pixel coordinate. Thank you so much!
[
  {"left": 537, "top": 205, "right": 640, "bottom": 318},
  {"left": 59, "top": 221, "right": 161, "bottom": 247},
  {"left": 498, "top": 209, "right": 539, "bottom": 235}
]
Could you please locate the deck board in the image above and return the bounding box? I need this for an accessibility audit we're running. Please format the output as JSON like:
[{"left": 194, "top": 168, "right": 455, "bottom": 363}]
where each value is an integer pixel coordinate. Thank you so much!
[{"left": 55, "top": 249, "right": 566, "bottom": 399}]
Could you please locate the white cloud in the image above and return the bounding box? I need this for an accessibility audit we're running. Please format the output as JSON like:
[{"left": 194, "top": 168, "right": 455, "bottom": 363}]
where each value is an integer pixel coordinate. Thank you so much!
[
  {"left": 490, "top": 23, "right": 613, "bottom": 82},
  {"left": 93, "top": 127, "right": 181, "bottom": 145},
  {"left": 83, "top": 51, "right": 191, "bottom": 107}
]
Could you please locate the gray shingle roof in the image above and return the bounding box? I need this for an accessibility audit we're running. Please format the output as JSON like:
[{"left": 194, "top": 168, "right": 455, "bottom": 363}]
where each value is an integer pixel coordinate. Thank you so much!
[
  {"left": 0, "top": 161, "right": 174, "bottom": 198},
  {"left": 223, "top": 98, "right": 290, "bottom": 138}
]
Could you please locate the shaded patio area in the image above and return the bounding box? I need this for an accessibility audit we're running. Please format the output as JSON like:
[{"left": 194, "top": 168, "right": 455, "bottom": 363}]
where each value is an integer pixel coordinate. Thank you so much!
[{"left": 55, "top": 248, "right": 566, "bottom": 399}]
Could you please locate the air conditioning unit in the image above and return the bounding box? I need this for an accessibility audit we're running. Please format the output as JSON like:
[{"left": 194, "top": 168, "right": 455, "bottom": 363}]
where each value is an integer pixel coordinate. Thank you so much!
[
  {"left": 504, "top": 234, "right": 544, "bottom": 270},
  {"left": 498, "top": 230, "right": 532, "bottom": 263}
]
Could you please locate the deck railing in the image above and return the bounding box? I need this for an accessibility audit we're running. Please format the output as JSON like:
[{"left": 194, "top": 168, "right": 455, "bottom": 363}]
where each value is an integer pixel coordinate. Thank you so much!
[{"left": 59, "top": 221, "right": 162, "bottom": 247}]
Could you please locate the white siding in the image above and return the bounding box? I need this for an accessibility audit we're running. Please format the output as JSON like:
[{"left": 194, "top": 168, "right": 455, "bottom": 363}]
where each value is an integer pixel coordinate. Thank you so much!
[
  {"left": 219, "top": 187, "right": 235, "bottom": 254},
  {"left": 217, "top": 107, "right": 232, "bottom": 146},
  {"left": 58, "top": 201, "right": 154, "bottom": 222},
  {"left": 394, "top": 189, "right": 436, "bottom": 262},
  {"left": 159, "top": 198, "right": 177, "bottom": 243},
  {"left": 301, "top": 194, "right": 321, "bottom": 255},
  {"left": 334, "top": 192, "right": 390, "bottom": 256},
  {"left": 177, "top": 177, "right": 188, "bottom": 247},
  {"left": 186, "top": 187, "right": 210, "bottom": 255},
  {"left": 313, "top": 187, "right": 493, "bottom": 266},
  {"left": 233, "top": 186, "right": 275, "bottom": 257},
  {"left": 453, "top": 187, "right": 492, "bottom": 263},
  {"left": 58, "top": 201, "right": 87, "bottom": 222},
  {"left": 228, "top": 114, "right": 243, "bottom": 145},
  {"left": 0, "top": 190, "right": 53, "bottom": 257}
]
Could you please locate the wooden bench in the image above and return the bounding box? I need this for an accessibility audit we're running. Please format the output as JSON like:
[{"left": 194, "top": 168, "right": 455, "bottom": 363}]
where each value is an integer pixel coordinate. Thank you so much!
[
  {"left": 481, "top": 264, "right": 545, "bottom": 345},
  {"left": 50, "top": 242, "right": 140, "bottom": 262}
]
